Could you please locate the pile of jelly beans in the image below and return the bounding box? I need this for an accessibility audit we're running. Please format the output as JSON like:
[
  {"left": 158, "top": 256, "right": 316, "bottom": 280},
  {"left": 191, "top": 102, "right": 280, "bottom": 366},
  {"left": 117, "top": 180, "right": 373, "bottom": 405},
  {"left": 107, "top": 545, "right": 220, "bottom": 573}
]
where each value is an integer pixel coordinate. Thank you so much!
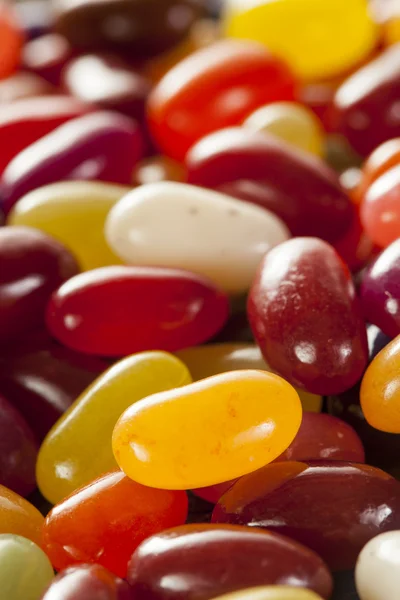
[{"left": 1, "top": 0, "right": 400, "bottom": 598}]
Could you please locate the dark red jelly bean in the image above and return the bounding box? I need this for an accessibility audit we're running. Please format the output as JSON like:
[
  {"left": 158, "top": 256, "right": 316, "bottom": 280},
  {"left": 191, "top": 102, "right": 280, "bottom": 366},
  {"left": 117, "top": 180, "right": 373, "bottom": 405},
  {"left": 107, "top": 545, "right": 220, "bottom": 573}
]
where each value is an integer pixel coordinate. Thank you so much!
[
  {"left": 0, "top": 71, "right": 54, "bottom": 104},
  {"left": 22, "top": 33, "right": 73, "bottom": 86},
  {"left": 1, "top": 111, "right": 144, "bottom": 213},
  {"left": 186, "top": 127, "right": 353, "bottom": 242},
  {"left": 0, "top": 393, "right": 37, "bottom": 497},
  {"left": 127, "top": 524, "right": 333, "bottom": 600},
  {"left": 40, "top": 564, "right": 133, "bottom": 600},
  {"left": 331, "top": 44, "right": 400, "bottom": 156},
  {"left": 247, "top": 237, "right": 368, "bottom": 395},
  {"left": 0, "top": 226, "right": 79, "bottom": 345},
  {"left": 212, "top": 461, "right": 400, "bottom": 571},
  {"left": 46, "top": 266, "right": 230, "bottom": 356}
]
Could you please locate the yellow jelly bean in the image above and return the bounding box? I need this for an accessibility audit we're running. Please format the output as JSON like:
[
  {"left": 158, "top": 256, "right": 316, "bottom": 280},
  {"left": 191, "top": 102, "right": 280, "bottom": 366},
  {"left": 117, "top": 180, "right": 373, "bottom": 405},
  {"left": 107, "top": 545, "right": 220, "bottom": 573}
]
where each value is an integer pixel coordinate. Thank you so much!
[
  {"left": 386, "top": 15, "right": 400, "bottom": 45},
  {"left": 36, "top": 351, "right": 191, "bottom": 504},
  {"left": 113, "top": 370, "right": 302, "bottom": 489},
  {"left": 0, "top": 535, "right": 54, "bottom": 600},
  {"left": 210, "top": 586, "right": 323, "bottom": 600},
  {"left": 224, "top": 0, "right": 378, "bottom": 80},
  {"left": 243, "top": 102, "right": 324, "bottom": 157},
  {"left": 7, "top": 181, "right": 130, "bottom": 271},
  {"left": 176, "top": 344, "right": 322, "bottom": 413}
]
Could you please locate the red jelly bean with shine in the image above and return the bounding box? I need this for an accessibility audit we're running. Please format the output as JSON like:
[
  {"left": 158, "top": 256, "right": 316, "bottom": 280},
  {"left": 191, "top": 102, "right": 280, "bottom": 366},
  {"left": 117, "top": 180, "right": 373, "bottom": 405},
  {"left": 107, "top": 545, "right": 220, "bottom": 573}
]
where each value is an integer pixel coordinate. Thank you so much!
[
  {"left": 41, "top": 564, "right": 133, "bottom": 600},
  {"left": 22, "top": 33, "right": 73, "bottom": 87},
  {"left": 42, "top": 470, "right": 188, "bottom": 578},
  {"left": 46, "top": 266, "right": 229, "bottom": 356},
  {"left": 248, "top": 237, "right": 368, "bottom": 395},
  {"left": 148, "top": 39, "right": 296, "bottom": 161},
  {"left": 186, "top": 127, "right": 353, "bottom": 243}
]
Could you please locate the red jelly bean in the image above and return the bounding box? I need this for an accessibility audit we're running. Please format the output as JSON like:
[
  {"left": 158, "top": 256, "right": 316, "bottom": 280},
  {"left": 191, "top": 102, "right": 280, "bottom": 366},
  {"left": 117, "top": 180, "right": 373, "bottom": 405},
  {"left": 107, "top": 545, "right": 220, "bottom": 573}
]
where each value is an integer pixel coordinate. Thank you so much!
[
  {"left": 212, "top": 462, "right": 400, "bottom": 571},
  {"left": 1, "top": 111, "right": 144, "bottom": 213},
  {"left": 186, "top": 127, "right": 353, "bottom": 243},
  {"left": 0, "top": 95, "right": 91, "bottom": 176},
  {"left": 0, "top": 3, "right": 23, "bottom": 80},
  {"left": 333, "top": 210, "right": 375, "bottom": 272},
  {"left": 148, "top": 39, "right": 296, "bottom": 161},
  {"left": 0, "top": 226, "right": 79, "bottom": 345},
  {"left": 22, "top": 33, "right": 73, "bottom": 86},
  {"left": 0, "top": 72, "right": 54, "bottom": 104},
  {"left": 247, "top": 237, "right": 368, "bottom": 395},
  {"left": 46, "top": 266, "right": 229, "bottom": 356},
  {"left": 127, "top": 524, "right": 333, "bottom": 600},
  {"left": 42, "top": 470, "right": 188, "bottom": 578}
]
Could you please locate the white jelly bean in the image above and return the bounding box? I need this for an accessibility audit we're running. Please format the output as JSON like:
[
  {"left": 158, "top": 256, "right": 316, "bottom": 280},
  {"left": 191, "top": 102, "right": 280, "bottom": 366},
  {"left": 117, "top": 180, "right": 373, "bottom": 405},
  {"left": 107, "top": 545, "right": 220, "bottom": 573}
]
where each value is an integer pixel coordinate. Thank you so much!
[{"left": 355, "top": 530, "right": 400, "bottom": 600}]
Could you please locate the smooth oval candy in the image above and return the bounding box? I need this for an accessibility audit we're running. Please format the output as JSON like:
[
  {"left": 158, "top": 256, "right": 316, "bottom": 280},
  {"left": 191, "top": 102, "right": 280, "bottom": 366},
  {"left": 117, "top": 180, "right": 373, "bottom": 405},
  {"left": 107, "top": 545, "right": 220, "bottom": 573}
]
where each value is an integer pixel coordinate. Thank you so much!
[
  {"left": 0, "top": 535, "right": 53, "bottom": 600},
  {"left": 209, "top": 588, "right": 324, "bottom": 600},
  {"left": 186, "top": 127, "right": 353, "bottom": 242},
  {"left": 113, "top": 370, "right": 302, "bottom": 489},
  {"left": 127, "top": 524, "right": 333, "bottom": 600},
  {"left": 355, "top": 531, "right": 400, "bottom": 600},
  {"left": 46, "top": 266, "right": 229, "bottom": 356},
  {"left": 0, "top": 485, "right": 44, "bottom": 546},
  {"left": 105, "top": 182, "right": 289, "bottom": 295},
  {"left": 42, "top": 470, "right": 188, "bottom": 578},
  {"left": 248, "top": 237, "right": 368, "bottom": 395},
  {"left": 8, "top": 182, "right": 130, "bottom": 271},
  {"left": 37, "top": 351, "right": 191, "bottom": 504}
]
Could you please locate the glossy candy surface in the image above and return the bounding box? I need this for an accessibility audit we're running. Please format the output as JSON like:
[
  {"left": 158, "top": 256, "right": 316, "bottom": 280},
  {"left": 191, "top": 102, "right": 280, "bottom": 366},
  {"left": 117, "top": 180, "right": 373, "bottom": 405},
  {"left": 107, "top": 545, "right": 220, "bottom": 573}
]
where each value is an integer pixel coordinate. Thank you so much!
[
  {"left": 0, "top": 4, "right": 23, "bottom": 80},
  {"left": 212, "top": 461, "right": 400, "bottom": 570},
  {"left": 186, "top": 127, "right": 353, "bottom": 242},
  {"left": 209, "top": 589, "right": 324, "bottom": 600},
  {"left": 46, "top": 266, "right": 229, "bottom": 356},
  {"left": 248, "top": 237, "right": 368, "bottom": 395},
  {"left": 358, "top": 138, "right": 400, "bottom": 198},
  {"left": 127, "top": 524, "right": 333, "bottom": 599},
  {"left": 40, "top": 564, "right": 134, "bottom": 600},
  {"left": 37, "top": 351, "right": 191, "bottom": 504},
  {"left": 22, "top": 33, "right": 72, "bottom": 86},
  {"left": 148, "top": 39, "right": 296, "bottom": 161},
  {"left": 223, "top": 0, "right": 377, "bottom": 80},
  {"left": 8, "top": 181, "right": 130, "bottom": 271},
  {"left": 113, "top": 370, "right": 302, "bottom": 489},
  {"left": 355, "top": 531, "right": 400, "bottom": 600},
  {"left": 132, "top": 156, "right": 185, "bottom": 186},
  {"left": 0, "top": 534, "right": 53, "bottom": 600},
  {"left": 0, "top": 485, "right": 44, "bottom": 546},
  {"left": 105, "top": 182, "right": 289, "bottom": 294},
  {"left": 0, "top": 72, "right": 54, "bottom": 104},
  {"left": 1, "top": 111, "right": 144, "bottom": 213},
  {"left": 42, "top": 470, "right": 188, "bottom": 577},
  {"left": 0, "top": 226, "right": 79, "bottom": 344}
]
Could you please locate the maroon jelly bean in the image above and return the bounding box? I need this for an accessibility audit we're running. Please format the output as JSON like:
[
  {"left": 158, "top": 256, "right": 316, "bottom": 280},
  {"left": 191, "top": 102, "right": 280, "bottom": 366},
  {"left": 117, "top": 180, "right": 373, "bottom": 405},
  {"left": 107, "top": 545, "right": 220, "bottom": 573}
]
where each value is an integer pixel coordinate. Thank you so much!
[
  {"left": 186, "top": 127, "right": 353, "bottom": 242},
  {"left": 22, "top": 33, "right": 73, "bottom": 86},
  {"left": 41, "top": 564, "right": 133, "bottom": 600},
  {"left": 127, "top": 524, "right": 333, "bottom": 600},
  {"left": 212, "top": 461, "right": 400, "bottom": 571}
]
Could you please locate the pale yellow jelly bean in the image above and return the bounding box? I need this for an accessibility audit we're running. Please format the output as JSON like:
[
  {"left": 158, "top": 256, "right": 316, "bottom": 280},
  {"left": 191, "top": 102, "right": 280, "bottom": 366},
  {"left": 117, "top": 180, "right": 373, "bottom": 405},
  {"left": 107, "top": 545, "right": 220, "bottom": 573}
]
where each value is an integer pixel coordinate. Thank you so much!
[
  {"left": 7, "top": 181, "right": 130, "bottom": 270},
  {"left": 210, "top": 586, "right": 324, "bottom": 600},
  {"left": 175, "top": 344, "right": 322, "bottom": 412},
  {"left": 243, "top": 102, "right": 324, "bottom": 157},
  {"left": 36, "top": 351, "right": 191, "bottom": 504},
  {"left": 0, "top": 534, "right": 54, "bottom": 600},
  {"left": 113, "top": 370, "right": 302, "bottom": 490}
]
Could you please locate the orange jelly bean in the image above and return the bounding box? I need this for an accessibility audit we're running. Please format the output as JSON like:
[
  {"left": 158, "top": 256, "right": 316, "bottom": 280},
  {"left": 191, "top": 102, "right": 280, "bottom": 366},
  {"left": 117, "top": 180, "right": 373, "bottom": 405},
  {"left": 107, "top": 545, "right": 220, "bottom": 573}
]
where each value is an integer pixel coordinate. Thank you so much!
[
  {"left": 0, "top": 485, "right": 44, "bottom": 546},
  {"left": 0, "top": 3, "right": 23, "bottom": 80},
  {"left": 113, "top": 370, "right": 302, "bottom": 490}
]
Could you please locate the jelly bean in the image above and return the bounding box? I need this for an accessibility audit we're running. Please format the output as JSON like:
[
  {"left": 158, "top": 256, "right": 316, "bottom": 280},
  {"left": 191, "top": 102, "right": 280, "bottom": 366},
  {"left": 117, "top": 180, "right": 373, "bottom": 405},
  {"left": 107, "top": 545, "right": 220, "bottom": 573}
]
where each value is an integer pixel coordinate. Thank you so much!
[
  {"left": 22, "top": 34, "right": 73, "bottom": 86},
  {"left": 132, "top": 156, "right": 185, "bottom": 186},
  {"left": 298, "top": 81, "right": 337, "bottom": 132},
  {"left": 0, "top": 96, "right": 91, "bottom": 176},
  {"left": 0, "top": 394, "right": 37, "bottom": 497},
  {"left": 8, "top": 181, "right": 130, "bottom": 271},
  {"left": 209, "top": 589, "right": 324, "bottom": 600},
  {"left": 358, "top": 138, "right": 400, "bottom": 198},
  {"left": 248, "top": 237, "right": 368, "bottom": 395},
  {"left": 355, "top": 531, "right": 400, "bottom": 600},
  {"left": 0, "top": 485, "right": 44, "bottom": 546},
  {"left": 147, "top": 39, "right": 296, "bottom": 161},
  {"left": 41, "top": 564, "right": 134, "bottom": 600},
  {"left": 332, "top": 44, "right": 400, "bottom": 156},
  {"left": 105, "top": 182, "right": 289, "bottom": 295},
  {"left": 333, "top": 210, "right": 375, "bottom": 272},
  {"left": 386, "top": 12, "right": 400, "bottom": 45},
  {"left": 1, "top": 111, "right": 144, "bottom": 213},
  {"left": 42, "top": 469, "right": 188, "bottom": 577},
  {"left": 360, "top": 239, "right": 400, "bottom": 337},
  {"left": 0, "top": 72, "right": 54, "bottom": 104},
  {"left": 213, "top": 461, "right": 400, "bottom": 571},
  {"left": 113, "top": 370, "right": 302, "bottom": 489},
  {"left": 0, "top": 3, "right": 23, "bottom": 80},
  {"left": 14, "top": 0, "right": 53, "bottom": 40},
  {"left": 63, "top": 54, "right": 151, "bottom": 121},
  {"left": 223, "top": 0, "right": 378, "bottom": 81},
  {"left": 0, "top": 535, "right": 53, "bottom": 600},
  {"left": 127, "top": 524, "right": 333, "bottom": 599},
  {"left": 0, "top": 331, "right": 107, "bottom": 441},
  {"left": 46, "top": 266, "right": 229, "bottom": 356},
  {"left": 0, "top": 226, "right": 79, "bottom": 345},
  {"left": 243, "top": 102, "right": 324, "bottom": 157},
  {"left": 37, "top": 351, "right": 191, "bottom": 504},
  {"left": 175, "top": 344, "right": 322, "bottom": 412},
  {"left": 53, "top": 0, "right": 203, "bottom": 58},
  {"left": 360, "top": 164, "right": 400, "bottom": 248},
  {"left": 186, "top": 127, "right": 353, "bottom": 242}
]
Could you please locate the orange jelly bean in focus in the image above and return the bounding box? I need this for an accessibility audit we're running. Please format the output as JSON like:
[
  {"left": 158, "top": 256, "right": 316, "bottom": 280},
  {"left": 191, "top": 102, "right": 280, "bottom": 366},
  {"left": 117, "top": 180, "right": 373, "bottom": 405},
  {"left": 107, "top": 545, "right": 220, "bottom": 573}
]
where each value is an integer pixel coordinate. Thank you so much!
[{"left": 0, "top": 485, "right": 44, "bottom": 546}]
